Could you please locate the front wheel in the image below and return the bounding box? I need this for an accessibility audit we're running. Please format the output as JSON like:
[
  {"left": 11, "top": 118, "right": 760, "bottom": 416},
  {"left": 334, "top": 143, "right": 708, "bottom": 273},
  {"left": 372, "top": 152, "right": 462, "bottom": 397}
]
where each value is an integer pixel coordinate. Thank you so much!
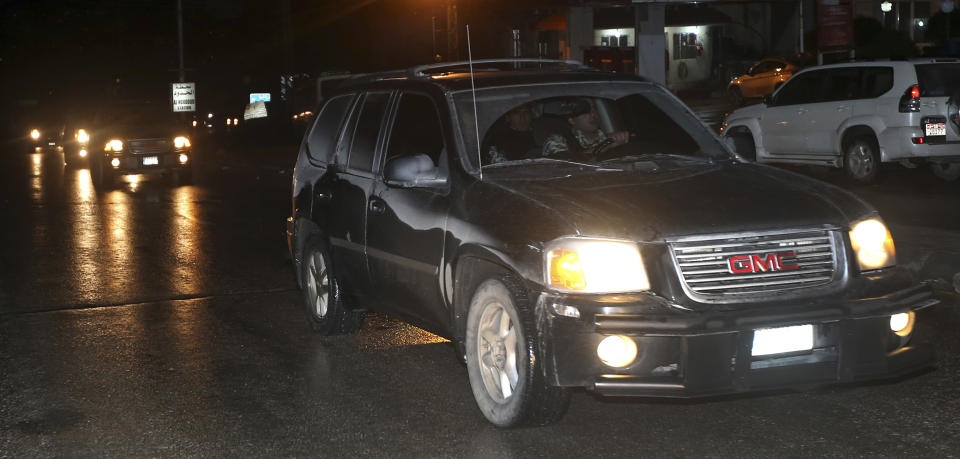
[
  {"left": 300, "top": 237, "right": 363, "bottom": 335},
  {"left": 464, "top": 277, "right": 570, "bottom": 428},
  {"left": 844, "top": 138, "right": 880, "bottom": 184}
]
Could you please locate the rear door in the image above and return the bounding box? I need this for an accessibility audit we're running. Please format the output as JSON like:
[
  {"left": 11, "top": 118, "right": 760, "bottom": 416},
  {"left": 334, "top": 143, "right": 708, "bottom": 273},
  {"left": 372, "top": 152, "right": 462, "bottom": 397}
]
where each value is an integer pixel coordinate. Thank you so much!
[
  {"left": 915, "top": 63, "right": 960, "bottom": 141},
  {"left": 365, "top": 91, "right": 452, "bottom": 331},
  {"left": 327, "top": 91, "right": 392, "bottom": 304}
]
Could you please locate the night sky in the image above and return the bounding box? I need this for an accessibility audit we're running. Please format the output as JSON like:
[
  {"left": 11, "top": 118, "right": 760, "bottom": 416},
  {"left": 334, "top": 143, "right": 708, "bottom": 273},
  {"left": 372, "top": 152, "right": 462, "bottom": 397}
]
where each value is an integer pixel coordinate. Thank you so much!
[{"left": 0, "top": 0, "right": 559, "bottom": 134}]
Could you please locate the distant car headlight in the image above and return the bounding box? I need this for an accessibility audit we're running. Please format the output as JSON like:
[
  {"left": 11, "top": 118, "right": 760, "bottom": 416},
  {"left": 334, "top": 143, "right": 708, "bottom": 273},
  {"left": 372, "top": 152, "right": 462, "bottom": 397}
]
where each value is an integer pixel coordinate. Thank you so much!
[
  {"left": 546, "top": 238, "right": 650, "bottom": 293},
  {"left": 30, "top": 129, "right": 40, "bottom": 140},
  {"left": 76, "top": 129, "right": 89, "bottom": 143},
  {"left": 173, "top": 136, "right": 191, "bottom": 149},
  {"left": 105, "top": 139, "right": 124, "bottom": 152},
  {"left": 849, "top": 218, "right": 896, "bottom": 271}
]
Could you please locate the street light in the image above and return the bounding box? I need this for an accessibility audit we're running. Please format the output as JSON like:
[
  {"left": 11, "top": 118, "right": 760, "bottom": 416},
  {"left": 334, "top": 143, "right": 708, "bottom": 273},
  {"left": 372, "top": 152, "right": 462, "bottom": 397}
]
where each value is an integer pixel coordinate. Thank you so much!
[{"left": 881, "top": 1, "right": 893, "bottom": 12}]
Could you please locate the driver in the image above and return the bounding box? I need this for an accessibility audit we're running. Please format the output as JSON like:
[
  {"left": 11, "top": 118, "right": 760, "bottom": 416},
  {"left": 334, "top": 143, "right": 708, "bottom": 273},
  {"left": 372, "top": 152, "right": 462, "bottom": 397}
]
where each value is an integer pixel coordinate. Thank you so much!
[{"left": 542, "top": 97, "right": 629, "bottom": 160}]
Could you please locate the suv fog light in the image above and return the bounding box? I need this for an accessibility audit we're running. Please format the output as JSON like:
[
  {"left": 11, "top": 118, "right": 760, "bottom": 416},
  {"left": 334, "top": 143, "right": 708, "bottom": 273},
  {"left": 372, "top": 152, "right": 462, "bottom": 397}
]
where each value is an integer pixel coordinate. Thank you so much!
[
  {"left": 597, "top": 335, "right": 638, "bottom": 368},
  {"left": 890, "top": 311, "right": 915, "bottom": 337},
  {"left": 178, "top": 153, "right": 189, "bottom": 164},
  {"left": 111, "top": 158, "right": 120, "bottom": 168},
  {"left": 79, "top": 149, "right": 87, "bottom": 158}
]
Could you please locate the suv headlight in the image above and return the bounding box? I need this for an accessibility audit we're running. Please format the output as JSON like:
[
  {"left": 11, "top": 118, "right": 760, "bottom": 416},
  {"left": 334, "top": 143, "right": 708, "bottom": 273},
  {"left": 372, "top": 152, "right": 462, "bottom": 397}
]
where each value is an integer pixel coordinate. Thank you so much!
[
  {"left": 545, "top": 238, "right": 650, "bottom": 293},
  {"left": 105, "top": 139, "right": 124, "bottom": 152},
  {"left": 76, "top": 129, "right": 89, "bottom": 143},
  {"left": 30, "top": 129, "right": 40, "bottom": 140},
  {"left": 174, "top": 136, "right": 191, "bottom": 149},
  {"left": 849, "top": 218, "right": 896, "bottom": 271}
]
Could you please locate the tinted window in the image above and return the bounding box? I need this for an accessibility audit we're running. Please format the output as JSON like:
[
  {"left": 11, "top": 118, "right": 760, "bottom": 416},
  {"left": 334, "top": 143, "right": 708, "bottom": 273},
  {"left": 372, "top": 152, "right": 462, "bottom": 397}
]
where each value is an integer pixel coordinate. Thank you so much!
[
  {"left": 915, "top": 63, "right": 960, "bottom": 97},
  {"left": 307, "top": 94, "right": 353, "bottom": 163},
  {"left": 385, "top": 93, "right": 443, "bottom": 166},
  {"left": 862, "top": 67, "right": 894, "bottom": 98},
  {"left": 822, "top": 68, "right": 862, "bottom": 102},
  {"left": 347, "top": 92, "right": 390, "bottom": 172},
  {"left": 774, "top": 71, "right": 825, "bottom": 105},
  {"left": 753, "top": 61, "right": 779, "bottom": 74}
]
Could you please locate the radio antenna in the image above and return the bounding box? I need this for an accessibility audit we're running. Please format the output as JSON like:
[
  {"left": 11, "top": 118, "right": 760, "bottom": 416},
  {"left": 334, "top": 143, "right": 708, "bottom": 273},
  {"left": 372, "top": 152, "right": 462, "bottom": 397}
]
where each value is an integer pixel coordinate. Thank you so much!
[{"left": 466, "top": 24, "right": 482, "bottom": 181}]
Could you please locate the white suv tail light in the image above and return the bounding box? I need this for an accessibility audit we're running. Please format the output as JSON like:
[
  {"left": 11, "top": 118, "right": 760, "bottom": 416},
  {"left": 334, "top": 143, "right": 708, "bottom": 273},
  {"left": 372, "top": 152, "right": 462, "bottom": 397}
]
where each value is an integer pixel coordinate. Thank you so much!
[{"left": 899, "top": 84, "right": 921, "bottom": 112}]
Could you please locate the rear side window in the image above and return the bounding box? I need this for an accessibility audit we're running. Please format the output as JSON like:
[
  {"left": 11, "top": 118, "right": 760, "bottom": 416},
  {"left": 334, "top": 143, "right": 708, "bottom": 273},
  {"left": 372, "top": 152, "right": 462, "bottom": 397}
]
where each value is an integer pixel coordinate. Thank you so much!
[
  {"left": 822, "top": 68, "right": 862, "bottom": 102},
  {"left": 306, "top": 94, "right": 353, "bottom": 164},
  {"left": 347, "top": 92, "right": 391, "bottom": 172},
  {"left": 385, "top": 93, "right": 444, "bottom": 166},
  {"left": 915, "top": 63, "right": 960, "bottom": 97},
  {"left": 862, "top": 67, "right": 894, "bottom": 98},
  {"left": 775, "top": 70, "right": 825, "bottom": 105}
]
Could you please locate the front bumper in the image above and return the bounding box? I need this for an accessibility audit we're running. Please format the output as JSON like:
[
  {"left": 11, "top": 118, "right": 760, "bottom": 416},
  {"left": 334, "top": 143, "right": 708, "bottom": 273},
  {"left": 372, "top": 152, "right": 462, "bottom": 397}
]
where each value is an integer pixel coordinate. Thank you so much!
[
  {"left": 538, "top": 282, "right": 939, "bottom": 397},
  {"left": 104, "top": 151, "right": 191, "bottom": 173}
]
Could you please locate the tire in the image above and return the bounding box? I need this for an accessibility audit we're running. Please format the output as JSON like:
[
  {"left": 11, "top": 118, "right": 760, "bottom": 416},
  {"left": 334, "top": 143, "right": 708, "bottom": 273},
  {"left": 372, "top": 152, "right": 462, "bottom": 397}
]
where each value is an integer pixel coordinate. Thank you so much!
[
  {"left": 843, "top": 137, "right": 880, "bottom": 184},
  {"left": 728, "top": 86, "right": 744, "bottom": 106},
  {"left": 931, "top": 162, "right": 960, "bottom": 181},
  {"left": 300, "top": 236, "right": 363, "bottom": 335},
  {"left": 464, "top": 277, "right": 570, "bottom": 428}
]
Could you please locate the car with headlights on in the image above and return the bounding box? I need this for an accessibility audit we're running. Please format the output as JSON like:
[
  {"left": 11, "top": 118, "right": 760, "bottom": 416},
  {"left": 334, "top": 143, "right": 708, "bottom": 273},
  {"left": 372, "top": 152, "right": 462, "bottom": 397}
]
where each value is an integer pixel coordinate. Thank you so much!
[
  {"left": 63, "top": 122, "right": 92, "bottom": 167},
  {"left": 90, "top": 104, "right": 194, "bottom": 187},
  {"left": 285, "top": 59, "right": 940, "bottom": 428}
]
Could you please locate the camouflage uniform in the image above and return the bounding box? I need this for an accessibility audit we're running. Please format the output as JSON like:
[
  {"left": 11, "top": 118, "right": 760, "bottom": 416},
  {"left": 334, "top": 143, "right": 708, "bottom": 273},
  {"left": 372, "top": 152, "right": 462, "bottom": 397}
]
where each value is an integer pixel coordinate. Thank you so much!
[{"left": 542, "top": 128, "right": 609, "bottom": 157}]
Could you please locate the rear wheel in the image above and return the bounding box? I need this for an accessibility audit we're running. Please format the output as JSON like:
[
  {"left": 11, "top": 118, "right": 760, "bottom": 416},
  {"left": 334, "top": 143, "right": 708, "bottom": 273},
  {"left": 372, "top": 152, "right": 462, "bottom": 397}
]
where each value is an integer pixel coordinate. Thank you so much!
[
  {"left": 300, "top": 236, "right": 363, "bottom": 335},
  {"left": 464, "top": 277, "right": 570, "bottom": 428},
  {"left": 844, "top": 138, "right": 880, "bottom": 184},
  {"left": 931, "top": 162, "right": 960, "bottom": 181}
]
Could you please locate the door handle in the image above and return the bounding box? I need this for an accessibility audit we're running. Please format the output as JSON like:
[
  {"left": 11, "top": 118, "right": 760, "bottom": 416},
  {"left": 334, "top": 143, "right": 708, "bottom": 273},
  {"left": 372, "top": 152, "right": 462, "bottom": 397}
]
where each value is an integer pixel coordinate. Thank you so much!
[
  {"left": 315, "top": 192, "right": 331, "bottom": 201},
  {"left": 369, "top": 199, "right": 385, "bottom": 214},
  {"left": 836, "top": 106, "right": 849, "bottom": 112},
  {"left": 797, "top": 109, "right": 808, "bottom": 115}
]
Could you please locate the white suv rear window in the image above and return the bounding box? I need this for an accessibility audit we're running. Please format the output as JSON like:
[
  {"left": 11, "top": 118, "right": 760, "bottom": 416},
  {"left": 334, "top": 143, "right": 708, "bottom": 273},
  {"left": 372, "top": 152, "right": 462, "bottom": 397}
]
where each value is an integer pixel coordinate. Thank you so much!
[{"left": 915, "top": 63, "right": 960, "bottom": 97}]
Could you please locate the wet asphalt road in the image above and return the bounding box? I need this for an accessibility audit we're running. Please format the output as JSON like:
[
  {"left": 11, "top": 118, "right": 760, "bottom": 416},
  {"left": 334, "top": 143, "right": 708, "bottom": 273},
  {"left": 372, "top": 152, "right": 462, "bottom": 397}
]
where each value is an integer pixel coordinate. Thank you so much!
[{"left": 1, "top": 145, "right": 959, "bottom": 457}]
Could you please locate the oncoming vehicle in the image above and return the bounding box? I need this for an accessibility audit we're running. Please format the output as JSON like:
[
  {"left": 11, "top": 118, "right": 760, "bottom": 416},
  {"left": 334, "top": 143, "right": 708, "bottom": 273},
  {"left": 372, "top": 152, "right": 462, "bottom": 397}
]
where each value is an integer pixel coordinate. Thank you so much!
[
  {"left": 286, "top": 59, "right": 938, "bottom": 428},
  {"left": 723, "top": 59, "right": 960, "bottom": 182},
  {"left": 89, "top": 103, "right": 194, "bottom": 188}
]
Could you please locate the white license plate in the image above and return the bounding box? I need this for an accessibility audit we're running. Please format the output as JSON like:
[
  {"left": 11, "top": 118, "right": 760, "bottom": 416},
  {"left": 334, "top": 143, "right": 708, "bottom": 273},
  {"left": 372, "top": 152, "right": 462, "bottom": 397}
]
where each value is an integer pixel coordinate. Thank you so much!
[
  {"left": 925, "top": 122, "right": 946, "bottom": 137},
  {"left": 752, "top": 324, "right": 813, "bottom": 356},
  {"left": 48, "top": 142, "right": 56, "bottom": 146},
  {"left": 142, "top": 156, "right": 159, "bottom": 166}
]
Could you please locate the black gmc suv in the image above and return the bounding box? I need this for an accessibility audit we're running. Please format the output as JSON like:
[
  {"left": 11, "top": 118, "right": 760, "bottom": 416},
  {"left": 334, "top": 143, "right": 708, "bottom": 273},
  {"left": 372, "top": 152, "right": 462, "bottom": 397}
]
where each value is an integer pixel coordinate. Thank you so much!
[{"left": 285, "top": 60, "right": 939, "bottom": 428}]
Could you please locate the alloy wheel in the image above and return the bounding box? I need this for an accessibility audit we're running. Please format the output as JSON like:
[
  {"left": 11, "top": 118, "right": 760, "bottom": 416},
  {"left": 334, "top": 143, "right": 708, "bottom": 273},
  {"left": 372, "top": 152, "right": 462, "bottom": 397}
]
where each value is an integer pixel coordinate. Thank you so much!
[
  {"left": 305, "top": 250, "right": 330, "bottom": 318},
  {"left": 475, "top": 300, "right": 520, "bottom": 403}
]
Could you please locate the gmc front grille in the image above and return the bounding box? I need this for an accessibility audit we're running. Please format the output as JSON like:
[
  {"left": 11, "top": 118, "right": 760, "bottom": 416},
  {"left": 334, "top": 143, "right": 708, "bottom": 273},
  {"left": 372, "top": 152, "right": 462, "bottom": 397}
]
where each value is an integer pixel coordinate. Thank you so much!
[
  {"left": 127, "top": 139, "right": 170, "bottom": 155},
  {"left": 669, "top": 228, "right": 842, "bottom": 302}
]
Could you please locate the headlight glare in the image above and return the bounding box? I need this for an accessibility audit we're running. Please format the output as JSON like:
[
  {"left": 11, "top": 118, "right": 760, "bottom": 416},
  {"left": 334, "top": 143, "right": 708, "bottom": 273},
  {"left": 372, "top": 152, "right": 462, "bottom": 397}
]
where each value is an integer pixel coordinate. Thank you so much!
[
  {"left": 76, "top": 129, "right": 89, "bottom": 143},
  {"left": 546, "top": 238, "right": 649, "bottom": 293},
  {"left": 105, "top": 139, "right": 123, "bottom": 152},
  {"left": 174, "top": 136, "right": 191, "bottom": 149},
  {"left": 849, "top": 218, "right": 896, "bottom": 271},
  {"left": 30, "top": 129, "right": 40, "bottom": 140}
]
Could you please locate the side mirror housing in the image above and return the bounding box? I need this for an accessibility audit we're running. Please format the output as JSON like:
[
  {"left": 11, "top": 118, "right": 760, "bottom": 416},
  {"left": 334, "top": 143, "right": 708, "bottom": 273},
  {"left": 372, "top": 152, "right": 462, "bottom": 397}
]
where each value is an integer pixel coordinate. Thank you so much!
[
  {"left": 762, "top": 94, "right": 774, "bottom": 106},
  {"left": 384, "top": 154, "right": 447, "bottom": 189}
]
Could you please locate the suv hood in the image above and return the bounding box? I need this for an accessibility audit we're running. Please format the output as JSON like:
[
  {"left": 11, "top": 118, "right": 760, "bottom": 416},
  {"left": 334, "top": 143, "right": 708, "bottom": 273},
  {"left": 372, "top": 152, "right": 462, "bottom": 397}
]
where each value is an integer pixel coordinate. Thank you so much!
[{"left": 479, "top": 160, "right": 874, "bottom": 242}]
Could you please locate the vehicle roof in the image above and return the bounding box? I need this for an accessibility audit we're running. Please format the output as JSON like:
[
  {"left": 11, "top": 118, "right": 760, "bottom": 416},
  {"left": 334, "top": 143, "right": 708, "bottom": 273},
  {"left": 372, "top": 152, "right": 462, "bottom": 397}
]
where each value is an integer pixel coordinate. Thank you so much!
[
  {"left": 335, "top": 60, "right": 651, "bottom": 94},
  {"left": 798, "top": 58, "right": 960, "bottom": 70}
]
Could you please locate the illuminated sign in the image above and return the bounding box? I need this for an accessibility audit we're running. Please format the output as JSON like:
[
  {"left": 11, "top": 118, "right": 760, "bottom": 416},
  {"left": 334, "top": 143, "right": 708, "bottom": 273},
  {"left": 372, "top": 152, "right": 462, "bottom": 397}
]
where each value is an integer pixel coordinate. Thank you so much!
[
  {"left": 171, "top": 82, "right": 196, "bottom": 112},
  {"left": 249, "top": 93, "right": 272, "bottom": 103}
]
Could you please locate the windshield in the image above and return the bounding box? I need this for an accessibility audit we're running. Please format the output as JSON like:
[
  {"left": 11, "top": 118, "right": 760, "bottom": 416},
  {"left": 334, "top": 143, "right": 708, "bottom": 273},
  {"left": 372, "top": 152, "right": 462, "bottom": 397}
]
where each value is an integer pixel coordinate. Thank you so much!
[{"left": 452, "top": 82, "right": 731, "bottom": 172}]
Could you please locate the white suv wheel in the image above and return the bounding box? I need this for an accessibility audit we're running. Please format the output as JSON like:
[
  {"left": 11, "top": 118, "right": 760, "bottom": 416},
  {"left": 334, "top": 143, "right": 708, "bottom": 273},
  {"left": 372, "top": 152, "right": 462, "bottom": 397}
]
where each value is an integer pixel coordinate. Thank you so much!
[{"left": 845, "top": 140, "right": 879, "bottom": 183}]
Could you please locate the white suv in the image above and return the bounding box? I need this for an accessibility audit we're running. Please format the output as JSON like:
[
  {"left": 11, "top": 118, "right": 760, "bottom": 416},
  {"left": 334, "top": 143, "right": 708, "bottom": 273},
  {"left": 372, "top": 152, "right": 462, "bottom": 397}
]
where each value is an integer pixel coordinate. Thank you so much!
[{"left": 722, "top": 59, "right": 960, "bottom": 182}]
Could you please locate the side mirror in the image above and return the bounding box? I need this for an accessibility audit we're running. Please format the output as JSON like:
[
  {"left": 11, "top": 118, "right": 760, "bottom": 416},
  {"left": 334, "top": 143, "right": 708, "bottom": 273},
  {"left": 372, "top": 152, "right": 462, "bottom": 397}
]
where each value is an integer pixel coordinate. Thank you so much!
[
  {"left": 762, "top": 94, "right": 774, "bottom": 106},
  {"left": 747, "top": 67, "right": 756, "bottom": 76},
  {"left": 384, "top": 154, "right": 447, "bottom": 189}
]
